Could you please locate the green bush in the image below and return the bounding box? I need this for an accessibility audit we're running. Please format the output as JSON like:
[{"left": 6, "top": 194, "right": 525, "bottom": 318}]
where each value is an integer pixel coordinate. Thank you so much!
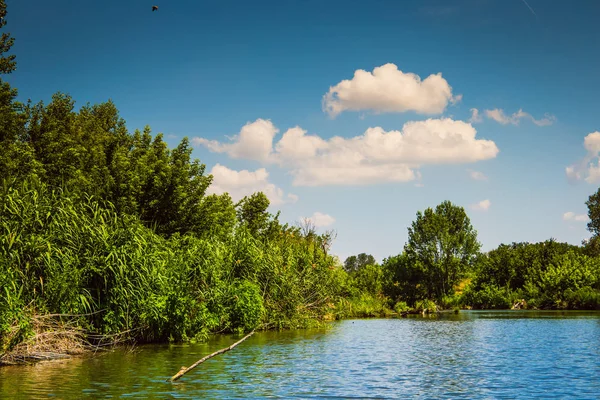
[
  {"left": 461, "top": 285, "right": 512, "bottom": 309},
  {"left": 414, "top": 299, "right": 437, "bottom": 313},
  {"left": 229, "top": 280, "right": 264, "bottom": 333},
  {"left": 393, "top": 301, "right": 410, "bottom": 313}
]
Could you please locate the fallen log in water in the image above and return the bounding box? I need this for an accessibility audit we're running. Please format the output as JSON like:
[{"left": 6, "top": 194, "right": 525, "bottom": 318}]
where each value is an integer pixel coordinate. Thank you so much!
[{"left": 169, "top": 330, "right": 255, "bottom": 382}]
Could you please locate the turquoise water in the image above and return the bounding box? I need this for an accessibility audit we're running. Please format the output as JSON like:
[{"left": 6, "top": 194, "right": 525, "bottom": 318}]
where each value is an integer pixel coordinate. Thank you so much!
[{"left": 1, "top": 311, "right": 599, "bottom": 399}]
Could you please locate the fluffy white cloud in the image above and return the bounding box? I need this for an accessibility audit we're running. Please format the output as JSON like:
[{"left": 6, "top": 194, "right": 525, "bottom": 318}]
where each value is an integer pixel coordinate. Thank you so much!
[
  {"left": 484, "top": 108, "right": 556, "bottom": 126},
  {"left": 562, "top": 211, "right": 588, "bottom": 222},
  {"left": 470, "top": 199, "right": 491, "bottom": 211},
  {"left": 192, "top": 119, "right": 278, "bottom": 162},
  {"left": 566, "top": 131, "right": 600, "bottom": 184},
  {"left": 467, "top": 169, "right": 488, "bottom": 181},
  {"left": 322, "top": 63, "right": 461, "bottom": 118},
  {"left": 194, "top": 118, "right": 498, "bottom": 187},
  {"left": 302, "top": 212, "right": 336, "bottom": 228},
  {"left": 469, "top": 108, "right": 483, "bottom": 124},
  {"left": 206, "top": 164, "right": 297, "bottom": 206}
]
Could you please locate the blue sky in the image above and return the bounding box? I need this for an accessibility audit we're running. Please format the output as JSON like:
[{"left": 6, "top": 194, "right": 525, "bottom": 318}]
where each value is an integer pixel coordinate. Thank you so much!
[{"left": 5, "top": 0, "right": 600, "bottom": 262}]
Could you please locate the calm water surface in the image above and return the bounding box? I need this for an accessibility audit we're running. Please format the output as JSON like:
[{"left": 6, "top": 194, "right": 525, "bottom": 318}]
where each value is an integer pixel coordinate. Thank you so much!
[{"left": 1, "top": 311, "right": 599, "bottom": 399}]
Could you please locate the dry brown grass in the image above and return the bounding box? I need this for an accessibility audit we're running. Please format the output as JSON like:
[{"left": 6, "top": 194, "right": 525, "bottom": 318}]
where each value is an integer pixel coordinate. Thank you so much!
[{"left": 0, "top": 314, "right": 133, "bottom": 366}]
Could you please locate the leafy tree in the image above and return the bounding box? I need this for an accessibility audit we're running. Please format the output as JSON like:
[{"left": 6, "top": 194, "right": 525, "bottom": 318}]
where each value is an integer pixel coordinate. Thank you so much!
[
  {"left": 381, "top": 253, "right": 422, "bottom": 304},
  {"left": 404, "top": 200, "right": 481, "bottom": 301},
  {"left": 0, "top": 1, "right": 39, "bottom": 180},
  {"left": 587, "top": 189, "right": 600, "bottom": 235},
  {"left": 195, "top": 193, "right": 237, "bottom": 241},
  {"left": 23, "top": 94, "right": 213, "bottom": 237},
  {"left": 343, "top": 253, "right": 376, "bottom": 273},
  {"left": 352, "top": 263, "right": 385, "bottom": 295},
  {"left": 0, "top": 0, "right": 16, "bottom": 75},
  {"left": 236, "top": 192, "right": 272, "bottom": 237}
]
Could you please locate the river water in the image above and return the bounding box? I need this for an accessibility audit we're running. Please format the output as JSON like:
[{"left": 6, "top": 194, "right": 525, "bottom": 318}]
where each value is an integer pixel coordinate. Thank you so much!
[{"left": 1, "top": 311, "right": 599, "bottom": 399}]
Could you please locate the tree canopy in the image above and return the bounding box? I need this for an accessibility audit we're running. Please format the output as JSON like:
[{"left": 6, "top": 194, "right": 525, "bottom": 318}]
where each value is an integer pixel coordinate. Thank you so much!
[
  {"left": 403, "top": 200, "right": 481, "bottom": 301},
  {"left": 343, "top": 253, "right": 376, "bottom": 273}
]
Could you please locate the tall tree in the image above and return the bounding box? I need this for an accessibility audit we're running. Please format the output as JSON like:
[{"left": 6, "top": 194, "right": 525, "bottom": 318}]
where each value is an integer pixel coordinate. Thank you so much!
[{"left": 404, "top": 200, "right": 481, "bottom": 301}]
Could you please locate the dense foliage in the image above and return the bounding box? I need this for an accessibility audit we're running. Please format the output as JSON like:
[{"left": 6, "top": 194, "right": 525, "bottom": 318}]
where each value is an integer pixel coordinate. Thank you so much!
[
  {"left": 0, "top": 2, "right": 375, "bottom": 355},
  {"left": 341, "top": 200, "right": 600, "bottom": 313},
  {"left": 1, "top": 0, "right": 600, "bottom": 360}
]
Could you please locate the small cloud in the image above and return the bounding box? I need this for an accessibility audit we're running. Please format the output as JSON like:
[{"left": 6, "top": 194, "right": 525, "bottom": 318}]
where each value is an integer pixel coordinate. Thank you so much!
[
  {"left": 467, "top": 169, "right": 488, "bottom": 181},
  {"left": 484, "top": 108, "right": 556, "bottom": 126},
  {"left": 302, "top": 212, "right": 335, "bottom": 228},
  {"left": 470, "top": 199, "right": 491, "bottom": 211},
  {"left": 562, "top": 211, "right": 588, "bottom": 222},
  {"left": 469, "top": 108, "right": 483, "bottom": 124},
  {"left": 566, "top": 131, "right": 600, "bottom": 184},
  {"left": 322, "top": 63, "right": 461, "bottom": 118},
  {"left": 414, "top": 183, "right": 425, "bottom": 188},
  {"left": 450, "top": 94, "right": 463, "bottom": 105},
  {"left": 206, "top": 164, "right": 297, "bottom": 206}
]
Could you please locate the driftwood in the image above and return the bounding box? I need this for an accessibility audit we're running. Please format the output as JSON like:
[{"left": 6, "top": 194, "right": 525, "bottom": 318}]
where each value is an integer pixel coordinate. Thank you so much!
[
  {"left": 169, "top": 330, "right": 255, "bottom": 382},
  {"left": 512, "top": 299, "right": 527, "bottom": 310}
]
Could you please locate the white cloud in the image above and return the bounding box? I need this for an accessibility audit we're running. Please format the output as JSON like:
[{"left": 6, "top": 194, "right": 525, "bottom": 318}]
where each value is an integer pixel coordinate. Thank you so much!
[
  {"left": 415, "top": 183, "right": 425, "bottom": 188},
  {"left": 470, "top": 199, "right": 491, "bottom": 211},
  {"left": 206, "top": 164, "right": 297, "bottom": 206},
  {"left": 484, "top": 108, "right": 556, "bottom": 126},
  {"left": 192, "top": 119, "right": 278, "bottom": 162},
  {"left": 469, "top": 108, "right": 483, "bottom": 124},
  {"left": 194, "top": 118, "right": 499, "bottom": 187},
  {"left": 562, "top": 211, "right": 588, "bottom": 222},
  {"left": 467, "top": 169, "right": 488, "bottom": 181},
  {"left": 322, "top": 63, "right": 461, "bottom": 118},
  {"left": 302, "top": 212, "right": 336, "bottom": 228},
  {"left": 566, "top": 131, "right": 600, "bottom": 184}
]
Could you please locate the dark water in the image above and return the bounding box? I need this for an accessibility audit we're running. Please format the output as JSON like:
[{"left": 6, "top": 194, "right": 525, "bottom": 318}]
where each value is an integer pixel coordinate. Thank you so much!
[{"left": 1, "top": 311, "right": 599, "bottom": 399}]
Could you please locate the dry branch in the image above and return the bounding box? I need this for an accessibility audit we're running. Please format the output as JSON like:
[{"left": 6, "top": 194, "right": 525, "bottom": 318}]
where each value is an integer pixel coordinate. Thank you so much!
[{"left": 169, "top": 330, "right": 255, "bottom": 382}]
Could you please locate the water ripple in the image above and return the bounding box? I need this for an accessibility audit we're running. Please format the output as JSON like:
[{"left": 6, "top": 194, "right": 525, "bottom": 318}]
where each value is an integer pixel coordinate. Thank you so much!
[{"left": 1, "top": 311, "right": 599, "bottom": 399}]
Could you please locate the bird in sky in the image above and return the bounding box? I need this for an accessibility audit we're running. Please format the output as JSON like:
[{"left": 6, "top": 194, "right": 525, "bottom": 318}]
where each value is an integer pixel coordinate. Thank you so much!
[{"left": 152, "top": 5, "right": 159, "bottom": 12}]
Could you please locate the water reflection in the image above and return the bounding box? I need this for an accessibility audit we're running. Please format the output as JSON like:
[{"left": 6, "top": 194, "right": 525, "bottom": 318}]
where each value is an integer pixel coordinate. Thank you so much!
[{"left": 1, "top": 311, "right": 599, "bottom": 399}]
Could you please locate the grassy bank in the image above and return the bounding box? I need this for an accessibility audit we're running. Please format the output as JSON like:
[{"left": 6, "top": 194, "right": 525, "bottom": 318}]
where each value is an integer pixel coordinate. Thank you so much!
[{"left": 0, "top": 179, "right": 374, "bottom": 364}]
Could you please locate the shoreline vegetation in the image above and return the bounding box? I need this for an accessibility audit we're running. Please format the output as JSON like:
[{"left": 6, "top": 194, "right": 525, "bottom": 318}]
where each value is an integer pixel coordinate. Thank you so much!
[{"left": 1, "top": 2, "right": 599, "bottom": 366}]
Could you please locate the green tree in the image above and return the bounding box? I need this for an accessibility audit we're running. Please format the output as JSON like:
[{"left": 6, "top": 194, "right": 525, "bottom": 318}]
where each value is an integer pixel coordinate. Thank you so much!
[
  {"left": 352, "top": 263, "right": 385, "bottom": 295},
  {"left": 0, "top": 1, "right": 40, "bottom": 180},
  {"left": 195, "top": 193, "right": 237, "bottom": 241},
  {"left": 585, "top": 189, "right": 600, "bottom": 256},
  {"left": 381, "top": 253, "right": 422, "bottom": 304},
  {"left": 0, "top": 0, "right": 16, "bottom": 75},
  {"left": 404, "top": 200, "right": 481, "bottom": 301},
  {"left": 236, "top": 192, "right": 272, "bottom": 237},
  {"left": 343, "top": 253, "right": 376, "bottom": 273}
]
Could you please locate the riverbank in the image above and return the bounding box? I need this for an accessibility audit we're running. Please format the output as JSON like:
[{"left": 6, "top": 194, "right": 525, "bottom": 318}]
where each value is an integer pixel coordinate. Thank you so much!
[{"left": 0, "top": 301, "right": 588, "bottom": 367}]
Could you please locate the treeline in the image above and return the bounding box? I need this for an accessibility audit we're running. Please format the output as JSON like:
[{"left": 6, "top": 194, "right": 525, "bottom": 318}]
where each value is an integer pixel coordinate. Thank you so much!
[{"left": 344, "top": 201, "right": 600, "bottom": 313}]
